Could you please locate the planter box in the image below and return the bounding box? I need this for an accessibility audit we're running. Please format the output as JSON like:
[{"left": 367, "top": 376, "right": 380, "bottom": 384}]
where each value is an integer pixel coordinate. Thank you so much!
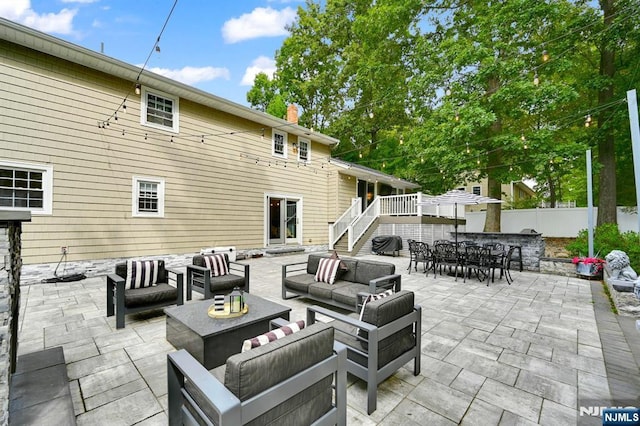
[{"left": 575, "top": 261, "right": 603, "bottom": 280}]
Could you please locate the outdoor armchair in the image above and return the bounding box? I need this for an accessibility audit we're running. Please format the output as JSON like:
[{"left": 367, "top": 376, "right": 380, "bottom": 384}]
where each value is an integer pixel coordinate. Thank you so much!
[
  {"left": 306, "top": 290, "right": 421, "bottom": 414},
  {"left": 106, "top": 259, "right": 183, "bottom": 329},
  {"left": 167, "top": 322, "right": 347, "bottom": 425},
  {"left": 186, "top": 253, "right": 249, "bottom": 300}
]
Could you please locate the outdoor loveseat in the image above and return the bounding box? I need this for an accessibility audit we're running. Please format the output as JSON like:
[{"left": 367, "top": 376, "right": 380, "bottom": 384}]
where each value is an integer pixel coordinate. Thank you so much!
[
  {"left": 186, "top": 253, "right": 249, "bottom": 300},
  {"left": 167, "top": 322, "right": 347, "bottom": 425},
  {"left": 281, "top": 253, "right": 401, "bottom": 312}
]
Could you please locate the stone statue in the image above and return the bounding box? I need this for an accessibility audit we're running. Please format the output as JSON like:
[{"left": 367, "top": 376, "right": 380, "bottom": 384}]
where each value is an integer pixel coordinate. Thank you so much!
[{"left": 605, "top": 250, "right": 638, "bottom": 281}]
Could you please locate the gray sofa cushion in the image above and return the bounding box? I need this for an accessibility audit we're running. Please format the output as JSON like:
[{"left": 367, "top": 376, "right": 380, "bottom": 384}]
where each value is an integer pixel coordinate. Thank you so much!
[
  {"left": 191, "top": 273, "right": 244, "bottom": 292},
  {"left": 308, "top": 280, "right": 350, "bottom": 300},
  {"left": 124, "top": 283, "right": 178, "bottom": 308},
  {"left": 354, "top": 260, "right": 395, "bottom": 285},
  {"left": 222, "top": 322, "right": 335, "bottom": 424},
  {"left": 331, "top": 283, "right": 369, "bottom": 307},
  {"left": 340, "top": 258, "right": 358, "bottom": 282},
  {"left": 306, "top": 253, "right": 330, "bottom": 275},
  {"left": 284, "top": 273, "right": 316, "bottom": 294},
  {"left": 358, "top": 290, "right": 416, "bottom": 368}
]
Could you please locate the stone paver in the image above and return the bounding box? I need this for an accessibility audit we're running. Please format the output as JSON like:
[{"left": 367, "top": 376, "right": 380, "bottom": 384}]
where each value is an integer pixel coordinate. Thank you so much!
[{"left": 15, "top": 252, "right": 640, "bottom": 424}]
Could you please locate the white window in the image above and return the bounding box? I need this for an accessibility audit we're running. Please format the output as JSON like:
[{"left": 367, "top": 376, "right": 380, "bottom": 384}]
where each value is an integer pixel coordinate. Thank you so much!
[
  {"left": 141, "top": 87, "right": 179, "bottom": 133},
  {"left": 297, "top": 138, "right": 310, "bottom": 162},
  {"left": 0, "top": 161, "right": 53, "bottom": 215},
  {"left": 272, "top": 130, "right": 287, "bottom": 158},
  {"left": 132, "top": 176, "right": 165, "bottom": 218},
  {"left": 472, "top": 186, "right": 481, "bottom": 196}
]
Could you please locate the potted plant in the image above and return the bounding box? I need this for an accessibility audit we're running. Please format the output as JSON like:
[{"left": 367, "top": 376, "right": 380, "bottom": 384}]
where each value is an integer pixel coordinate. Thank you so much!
[{"left": 572, "top": 255, "right": 605, "bottom": 279}]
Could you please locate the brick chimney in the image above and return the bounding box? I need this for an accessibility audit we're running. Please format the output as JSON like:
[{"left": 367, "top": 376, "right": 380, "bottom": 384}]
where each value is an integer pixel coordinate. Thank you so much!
[{"left": 286, "top": 104, "right": 298, "bottom": 124}]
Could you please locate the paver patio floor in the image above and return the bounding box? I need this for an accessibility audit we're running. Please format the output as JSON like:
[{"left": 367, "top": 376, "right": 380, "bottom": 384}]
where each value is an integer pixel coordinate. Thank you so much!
[{"left": 16, "top": 253, "right": 640, "bottom": 425}]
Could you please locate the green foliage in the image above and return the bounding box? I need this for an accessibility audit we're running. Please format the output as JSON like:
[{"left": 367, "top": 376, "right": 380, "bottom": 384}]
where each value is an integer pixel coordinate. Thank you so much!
[
  {"left": 251, "top": 0, "right": 640, "bottom": 222},
  {"left": 566, "top": 223, "right": 640, "bottom": 271}
]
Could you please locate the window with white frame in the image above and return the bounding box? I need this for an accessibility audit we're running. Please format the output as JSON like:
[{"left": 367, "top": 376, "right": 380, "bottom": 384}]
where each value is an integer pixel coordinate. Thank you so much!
[
  {"left": 272, "top": 130, "right": 287, "bottom": 157},
  {"left": 0, "top": 161, "right": 53, "bottom": 215},
  {"left": 472, "top": 186, "right": 481, "bottom": 196},
  {"left": 141, "top": 87, "right": 179, "bottom": 133},
  {"left": 132, "top": 176, "right": 165, "bottom": 217},
  {"left": 297, "top": 138, "right": 310, "bottom": 162}
]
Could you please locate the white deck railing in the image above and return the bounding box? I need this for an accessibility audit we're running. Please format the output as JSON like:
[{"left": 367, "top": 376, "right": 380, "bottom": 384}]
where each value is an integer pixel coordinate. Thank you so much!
[
  {"left": 329, "top": 198, "right": 361, "bottom": 249},
  {"left": 331, "top": 192, "right": 463, "bottom": 252}
]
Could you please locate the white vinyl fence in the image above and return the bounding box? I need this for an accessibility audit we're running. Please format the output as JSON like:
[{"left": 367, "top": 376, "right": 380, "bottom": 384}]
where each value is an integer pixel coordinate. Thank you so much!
[{"left": 466, "top": 207, "right": 638, "bottom": 237}]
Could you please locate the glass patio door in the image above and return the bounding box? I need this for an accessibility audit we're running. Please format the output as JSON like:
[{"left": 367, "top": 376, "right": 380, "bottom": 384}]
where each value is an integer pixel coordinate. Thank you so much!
[{"left": 267, "top": 196, "right": 301, "bottom": 245}]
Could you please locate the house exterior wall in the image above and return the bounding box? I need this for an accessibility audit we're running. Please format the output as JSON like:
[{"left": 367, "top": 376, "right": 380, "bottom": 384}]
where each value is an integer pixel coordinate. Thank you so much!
[{"left": 0, "top": 39, "right": 345, "bottom": 265}]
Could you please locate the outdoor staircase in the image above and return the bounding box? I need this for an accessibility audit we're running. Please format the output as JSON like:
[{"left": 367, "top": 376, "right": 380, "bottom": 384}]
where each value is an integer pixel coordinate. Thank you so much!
[{"left": 332, "top": 217, "right": 380, "bottom": 256}]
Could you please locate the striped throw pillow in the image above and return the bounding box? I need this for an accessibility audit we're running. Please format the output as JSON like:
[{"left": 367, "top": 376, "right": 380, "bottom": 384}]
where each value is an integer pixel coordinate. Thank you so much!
[
  {"left": 314, "top": 258, "right": 341, "bottom": 284},
  {"left": 125, "top": 260, "right": 160, "bottom": 290},
  {"left": 241, "top": 320, "right": 306, "bottom": 352},
  {"left": 203, "top": 254, "right": 229, "bottom": 277}
]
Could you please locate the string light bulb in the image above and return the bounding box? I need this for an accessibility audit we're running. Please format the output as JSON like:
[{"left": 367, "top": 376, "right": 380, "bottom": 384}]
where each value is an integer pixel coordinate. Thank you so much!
[
  {"left": 542, "top": 50, "right": 549, "bottom": 62},
  {"left": 399, "top": 135, "right": 404, "bottom": 145},
  {"left": 201, "top": 135, "right": 204, "bottom": 144},
  {"left": 466, "top": 142, "right": 470, "bottom": 154},
  {"left": 455, "top": 111, "right": 460, "bottom": 122},
  {"left": 369, "top": 111, "right": 374, "bottom": 119},
  {"left": 359, "top": 151, "right": 363, "bottom": 159},
  {"left": 135, "top": 83, "right": 141, "bottom": 95},
  {"left": 533, "top": 72, "right": 539, "bottom": 86},
  {"left": 114, "top": 111, "right": 118, "bottom": 121},
  {"left": 445, "top": 86, "right": 451, "bottom": 96},
  {"left": 521, "top": 134, "right": 528, "bottom": 149},
  {"left": 585, "top": 114, "right": 592, "bottom": 127},
  {"left": 122, "top": 102, "right": 127, "bottom": 114},
  {"left": 170, "top": 135, "right": 174, "bottom": 144}
]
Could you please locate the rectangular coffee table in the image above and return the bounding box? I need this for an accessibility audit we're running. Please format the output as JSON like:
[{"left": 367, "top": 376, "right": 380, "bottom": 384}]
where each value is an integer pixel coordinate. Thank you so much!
[{"left": 165, "top": 293, "right": 291, "bottom": 369}]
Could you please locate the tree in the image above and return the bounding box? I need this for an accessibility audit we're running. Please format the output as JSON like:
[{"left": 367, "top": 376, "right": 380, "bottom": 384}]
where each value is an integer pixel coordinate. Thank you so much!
[
  {"left": 407, "top": 0, "right": 589, "bottom": 231},
  {"left": 246, "top": 72, "right": 277, "bottom": 112}
]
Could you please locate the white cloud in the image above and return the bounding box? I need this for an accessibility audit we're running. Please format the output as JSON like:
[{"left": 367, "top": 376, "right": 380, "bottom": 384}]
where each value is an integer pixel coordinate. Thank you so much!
[
  {"left": 0, "top": 1, "right": 77, "bottom": 35},
  {"left": 241, "top": 56, "right": 276, "bottom": 86},
  {"left": 146, "top": 66, "right": 231, "bottom": 85},
  {"left": 222, "top": 7, "right": 296, "bottom": 44}
]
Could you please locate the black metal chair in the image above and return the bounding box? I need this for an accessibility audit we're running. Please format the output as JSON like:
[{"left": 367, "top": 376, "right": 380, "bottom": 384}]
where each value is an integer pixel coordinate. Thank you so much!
[
  {"left": 501, "top": 245, "right": 517, "bottom": 284},
  {"left": 433, "top": 242, "right": 462, "bottom": 280},
  {"left": 407, "top": 240, "right": 432, "bottom": 274},
  {"left": 463, "top": 245, "right": 490, "bottom": 283}
]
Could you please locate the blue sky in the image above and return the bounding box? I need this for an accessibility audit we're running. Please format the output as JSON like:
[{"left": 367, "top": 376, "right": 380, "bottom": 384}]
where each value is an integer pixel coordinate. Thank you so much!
[{"left": 0, "top": 0, "right": 304, "bottom": 105}]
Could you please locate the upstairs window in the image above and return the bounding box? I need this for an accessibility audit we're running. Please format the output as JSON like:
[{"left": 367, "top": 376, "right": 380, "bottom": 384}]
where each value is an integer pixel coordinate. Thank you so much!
[
  {"left": 472, "top": 186, "right": 481, "bottom": 196},
  {"left": 0, "top": 161, "right": 53, "bottom": 215},
  {"left": 272, "top": 130, "right": 287, "bottom": 157},
  {"left": 132, "top": 176, "right": 165, "bottom": 218},
  {"left": 298, "top": 138, "right": 310, "bottom": 162},
  {"left": 141, "top": 87, "right": 179, "bottom": 133}
]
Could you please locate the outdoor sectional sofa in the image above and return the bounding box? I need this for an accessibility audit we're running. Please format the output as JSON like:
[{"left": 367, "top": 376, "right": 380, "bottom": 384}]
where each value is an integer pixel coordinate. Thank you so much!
[{"left": 282, "top": 253, "right": 401, "bottom": 312}]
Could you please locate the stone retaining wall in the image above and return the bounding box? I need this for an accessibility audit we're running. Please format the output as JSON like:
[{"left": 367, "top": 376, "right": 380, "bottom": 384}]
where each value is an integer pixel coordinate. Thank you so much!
[
  {"left": 603, "top": 266, "right": 640, "bottom": 317},
  {"left": 539, "top": 257, "right": 576, "bottom": 277}
]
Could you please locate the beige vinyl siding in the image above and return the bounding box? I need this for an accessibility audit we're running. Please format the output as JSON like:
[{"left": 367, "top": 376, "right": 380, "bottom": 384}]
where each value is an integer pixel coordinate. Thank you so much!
[{"left": 1, "top": 40, "right": 336, "bottom": 264}]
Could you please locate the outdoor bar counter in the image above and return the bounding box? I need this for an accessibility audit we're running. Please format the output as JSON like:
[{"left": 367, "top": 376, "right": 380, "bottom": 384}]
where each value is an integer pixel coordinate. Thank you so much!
[{"left": 454, "top": 231, "right": 544, "bottom": 272}]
